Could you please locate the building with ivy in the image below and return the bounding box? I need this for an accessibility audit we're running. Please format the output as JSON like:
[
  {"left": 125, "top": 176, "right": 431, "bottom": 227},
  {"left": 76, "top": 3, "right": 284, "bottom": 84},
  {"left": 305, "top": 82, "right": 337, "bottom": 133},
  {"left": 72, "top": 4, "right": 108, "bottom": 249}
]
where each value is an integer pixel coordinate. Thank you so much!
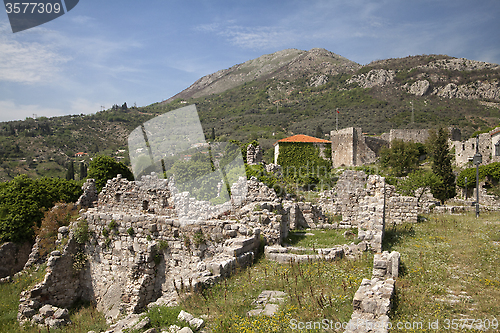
[{"left": 273, "top": 134, "right": 332, "bottom": 179}]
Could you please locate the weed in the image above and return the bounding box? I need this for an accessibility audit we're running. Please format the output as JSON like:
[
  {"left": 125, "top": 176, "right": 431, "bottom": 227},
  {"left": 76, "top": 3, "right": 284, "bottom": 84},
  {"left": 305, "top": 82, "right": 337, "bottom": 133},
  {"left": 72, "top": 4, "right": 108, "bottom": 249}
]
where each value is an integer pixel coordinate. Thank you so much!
[
  {"left": 157, "top": 239, "right": 169, "bottom": 251},
  {"left": 108, "top": 219, "right": 118, "bottom": 230},
  {"left": 72, "top": 251, "right": 88, "bottom": 272},
  {"left": 74, "top": 220, "right": 89, "bottom": 244},
  {"left": 193, "top": 230, "right": 205, "bottom": 247}
]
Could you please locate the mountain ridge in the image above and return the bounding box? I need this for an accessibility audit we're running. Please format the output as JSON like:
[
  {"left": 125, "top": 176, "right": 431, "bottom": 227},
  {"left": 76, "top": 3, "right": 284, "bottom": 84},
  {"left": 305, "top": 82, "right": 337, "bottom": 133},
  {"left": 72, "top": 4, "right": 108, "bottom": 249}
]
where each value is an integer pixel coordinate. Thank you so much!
[
  {"left": 164, "top": 48, "right": 361, "bottom": 102},
  {"left": 1, "top": 48, "right": 500, "bottom": 181}
]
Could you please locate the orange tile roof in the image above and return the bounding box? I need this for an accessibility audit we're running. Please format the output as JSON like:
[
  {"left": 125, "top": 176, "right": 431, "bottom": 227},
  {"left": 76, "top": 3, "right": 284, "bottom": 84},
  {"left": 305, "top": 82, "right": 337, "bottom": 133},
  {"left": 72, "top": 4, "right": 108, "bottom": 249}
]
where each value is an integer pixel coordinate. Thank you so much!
[
  {"left": 275, "top": 134, "right": 331, "bottom": 145},
  {"left": 490, "top": 127, "right": 500, "bottom": 136}
]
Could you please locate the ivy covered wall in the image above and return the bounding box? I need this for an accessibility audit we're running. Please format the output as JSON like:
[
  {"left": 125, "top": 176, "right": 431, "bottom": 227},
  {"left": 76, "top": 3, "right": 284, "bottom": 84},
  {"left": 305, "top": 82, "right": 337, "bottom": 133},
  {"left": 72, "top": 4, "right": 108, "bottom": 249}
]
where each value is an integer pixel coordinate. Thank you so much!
[{"left": 276, "top": 142, "right": 331, "bottom": 180}]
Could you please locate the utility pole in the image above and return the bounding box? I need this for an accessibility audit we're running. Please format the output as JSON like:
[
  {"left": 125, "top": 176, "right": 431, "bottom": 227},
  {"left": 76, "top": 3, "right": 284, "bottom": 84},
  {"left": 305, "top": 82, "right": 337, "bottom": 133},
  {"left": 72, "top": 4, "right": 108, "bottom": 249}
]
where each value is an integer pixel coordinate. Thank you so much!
[
  {"left": 473, "top": 135, "right": 482, "bottom": 218},
  {"left": 336, "top": 108, "right": 339, "bottom": 131},
  {"left": 410, "top": 101, "right": 414, "bottom": 124}
]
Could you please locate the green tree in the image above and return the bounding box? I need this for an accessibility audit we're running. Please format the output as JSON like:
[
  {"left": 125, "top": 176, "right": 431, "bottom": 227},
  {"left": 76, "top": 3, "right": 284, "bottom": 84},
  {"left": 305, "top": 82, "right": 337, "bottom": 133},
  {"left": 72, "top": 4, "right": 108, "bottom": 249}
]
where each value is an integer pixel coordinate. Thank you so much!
[
  {"left": 0, "top": 176, "right": 82, "bottom": 243},
  {"left": 379, "top": 140, "right": 420, "bottom": 176},
  {"left": 397, "top": 169, "right": 443, "bottom": 205},
  {"left": 66, "top": 161, "right": 74, "bottom": 180},
  {"left": 87, "top": 155, "right": 134, "bottom": 192},
  {"left": 80, "top": 162, "right": 87, "bottom": 179},
  {"left": 428, "top": 128, "right": 456, "bottom": 203},
  {"left": 315, "top": 125, "right": 323, "bottom": 138}
]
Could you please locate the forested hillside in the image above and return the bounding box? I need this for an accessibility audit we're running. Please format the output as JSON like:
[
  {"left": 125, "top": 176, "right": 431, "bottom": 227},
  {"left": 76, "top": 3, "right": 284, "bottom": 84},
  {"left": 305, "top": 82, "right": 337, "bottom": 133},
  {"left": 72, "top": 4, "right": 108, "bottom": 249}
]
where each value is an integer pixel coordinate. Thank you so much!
[{"left": 1, "top": 49, "right": 499, "bottom": 181}]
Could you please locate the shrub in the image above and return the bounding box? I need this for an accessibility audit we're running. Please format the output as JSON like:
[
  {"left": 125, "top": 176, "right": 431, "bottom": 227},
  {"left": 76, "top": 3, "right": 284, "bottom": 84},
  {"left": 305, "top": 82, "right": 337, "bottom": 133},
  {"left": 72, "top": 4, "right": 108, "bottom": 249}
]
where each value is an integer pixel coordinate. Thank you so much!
[
  {"left": 87, "top": 155, "right": 134, "bottom": 192},
  {"left": 108, "top": 220, "right": 118, "bottom": 230},
  {"left": 379, "top": 140, "right": 420, "bottom": 176},
  {"left": 72, "top": 251, "right": 88, "bottom": 272},
  {"left": 0, "top": 175, "right": 82, "bottom": 243},
  {"left": 35, "top": 203, "right": 77, "bottom": 256}
]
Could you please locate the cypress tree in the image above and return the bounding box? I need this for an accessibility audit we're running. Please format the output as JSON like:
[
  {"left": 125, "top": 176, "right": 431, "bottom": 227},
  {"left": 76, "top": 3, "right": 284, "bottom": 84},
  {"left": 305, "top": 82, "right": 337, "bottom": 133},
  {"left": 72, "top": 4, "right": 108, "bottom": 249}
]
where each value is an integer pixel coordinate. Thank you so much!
[
  {"left": 80, "top": 162, "right": 87, "bottom": 179},
  {"left": 429, "top": 128, "right": 456, "bottom": 204},
  {"left": 66, "top": 161, "right": 75, "bottom": 180}
]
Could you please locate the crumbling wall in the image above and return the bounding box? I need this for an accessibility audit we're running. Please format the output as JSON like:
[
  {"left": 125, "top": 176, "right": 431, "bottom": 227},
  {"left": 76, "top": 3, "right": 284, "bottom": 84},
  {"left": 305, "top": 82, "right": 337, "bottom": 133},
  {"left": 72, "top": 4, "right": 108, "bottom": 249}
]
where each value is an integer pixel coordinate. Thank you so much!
[
  {"left": 18, "top": 229, "right": 83, "bottom": 325},
  {"left": 18, "top": 174, "right": 287, "bottom": 323},
  {"left": 79, "top": 210, "right": 262, "bottom": 320},
  {"left": 98, "top": 174, "right": 176, "bottom": 216},
  {"left": 246, "top": 144, "right": 263, "bottom": 165},
  {"left": 319, "top": 171, "right": 418, "bottom": 229},
  {"left": 344, "top": 251, "right": 400, "bottom": 333},
  {"left": 0, "top": 241, "right": 33, "bottom": 279}
]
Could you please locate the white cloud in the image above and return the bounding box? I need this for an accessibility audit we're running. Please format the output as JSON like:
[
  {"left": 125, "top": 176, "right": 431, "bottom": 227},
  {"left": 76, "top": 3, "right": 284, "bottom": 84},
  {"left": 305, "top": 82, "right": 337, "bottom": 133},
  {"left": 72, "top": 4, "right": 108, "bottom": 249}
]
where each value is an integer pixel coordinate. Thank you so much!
[
  {"left": 195, "top": 21, "right": 298, "bottom": 50},
  {"left": 0, "top": 32, "right": 69, "bottom": 84},
  {"left": 221, "top": 25, "right": 296, "bottom": 50}
]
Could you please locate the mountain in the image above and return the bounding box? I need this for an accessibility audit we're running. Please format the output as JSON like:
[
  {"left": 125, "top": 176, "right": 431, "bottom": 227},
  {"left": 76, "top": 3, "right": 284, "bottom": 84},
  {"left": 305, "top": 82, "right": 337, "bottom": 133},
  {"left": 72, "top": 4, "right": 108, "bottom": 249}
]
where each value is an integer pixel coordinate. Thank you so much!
[
  {"left": 1, "top": 48, "right": 500, "bottom": 181},
  {"left": 164, "top": 48, "right": 360, "bottom": 102}
]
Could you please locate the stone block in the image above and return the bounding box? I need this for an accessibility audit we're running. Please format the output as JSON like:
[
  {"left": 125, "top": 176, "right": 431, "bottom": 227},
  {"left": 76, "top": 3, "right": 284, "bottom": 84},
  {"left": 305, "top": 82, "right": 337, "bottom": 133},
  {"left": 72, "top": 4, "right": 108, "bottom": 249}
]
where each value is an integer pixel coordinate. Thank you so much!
[
  {"left": 38, "top": 304, "right": 55, "bottom": 316},
  {"left": 178, "top": 327, "right": 194, "bottom": 333}
]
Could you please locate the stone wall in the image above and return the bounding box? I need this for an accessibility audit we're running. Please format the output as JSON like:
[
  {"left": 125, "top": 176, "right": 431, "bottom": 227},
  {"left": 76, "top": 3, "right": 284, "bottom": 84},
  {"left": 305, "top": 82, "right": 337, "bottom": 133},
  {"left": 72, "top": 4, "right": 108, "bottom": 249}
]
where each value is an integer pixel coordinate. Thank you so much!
[
  {"left": 76, "top": 178, "right": 98, "bottom": 208},
  {"left": 246, "top": 144, "right": 263, "bottom": 165},
  {"left": 97, "top": 174, "right": 176, "bottom": 217},
  {"left": 319, "top": 170, "right": 418, "bottom": 229},
  {"left": 344, "top": 251, "right": 400, "bottom": 333},
  {"left": 79, "top": 210, "right": 262, "bottom": 320},
  {"left": 388, "top": 129, "right": 430, "bottom": 145},
  {"left": 18, "top": 174, "right": 288, "bottom": 324},
  {"left": 331, "top": 128, "right": 378, "bottom": 167},
  {"left": 355, "top": 175, "right": 386, "bottom": 253},
  {"left": 0, "top": 241, "right": 33, "bottom": 278},
  {"left": 386, "top": 193, "right": 419, "bottom": 226},
  {"left": 18, "top": 229, "right": 83, "bottom": 325},
  {"left": 454, "top": 132, "right": 491, "bottom": 167},
  {"left": 282, "top": 201, "right": 326, "bottom": 229},
  {"left": 319, "top": 170, "right": 368, "bottom": 226}
]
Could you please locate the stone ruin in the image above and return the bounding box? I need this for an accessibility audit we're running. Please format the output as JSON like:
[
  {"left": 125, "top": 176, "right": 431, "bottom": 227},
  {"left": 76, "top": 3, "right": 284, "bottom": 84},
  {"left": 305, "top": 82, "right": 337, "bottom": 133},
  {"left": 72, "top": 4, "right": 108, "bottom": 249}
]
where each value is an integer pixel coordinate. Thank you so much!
[
  {"left": 13, "top": 170, "right": 415, "bottom": 332},
  {"left": 246, "top": 144, "right": 263, "bottom": 165},
  {"left": 317, "top": 170, "right": 419, "bottom": 252},
  {"left": 19, "top": 173, "right": 323, "bottom": 328}
]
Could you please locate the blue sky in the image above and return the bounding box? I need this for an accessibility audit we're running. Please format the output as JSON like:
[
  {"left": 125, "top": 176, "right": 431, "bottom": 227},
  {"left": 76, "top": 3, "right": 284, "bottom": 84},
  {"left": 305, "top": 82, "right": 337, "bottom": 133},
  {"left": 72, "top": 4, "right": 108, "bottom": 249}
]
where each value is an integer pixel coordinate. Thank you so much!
[{"left": 0, "top": 0, "right": 499, "bottom": 122}]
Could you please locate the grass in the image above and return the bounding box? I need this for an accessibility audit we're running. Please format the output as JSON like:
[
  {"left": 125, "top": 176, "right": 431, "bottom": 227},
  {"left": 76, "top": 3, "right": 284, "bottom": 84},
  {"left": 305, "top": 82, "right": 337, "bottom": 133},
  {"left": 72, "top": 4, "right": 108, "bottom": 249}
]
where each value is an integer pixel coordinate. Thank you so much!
[
  {"left": 178, "top": 255, "right": 373, "bottom": 333},
  {"left": 283, "top": 228, "right": 358, "bottom": 248},
  {"left": 384, "top": 212, "right": 500, "bottom": 332}
]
